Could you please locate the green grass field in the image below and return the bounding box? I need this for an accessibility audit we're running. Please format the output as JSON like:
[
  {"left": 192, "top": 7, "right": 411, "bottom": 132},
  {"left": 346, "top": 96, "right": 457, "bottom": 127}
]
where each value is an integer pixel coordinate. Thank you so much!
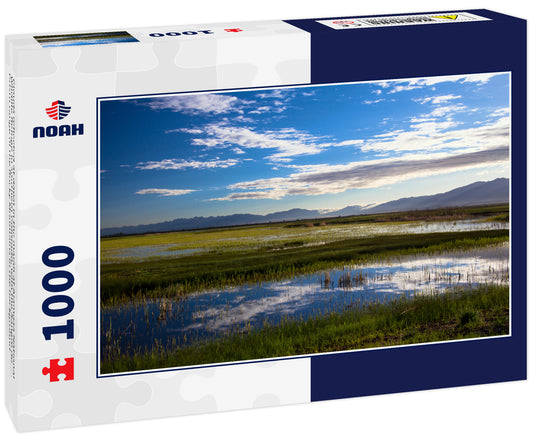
[
  {"left": 100, "top": 228, "right": 508, "bottom": 305},
  {"left": 100, "top": 205, "right": 510, "bottom": 373}
]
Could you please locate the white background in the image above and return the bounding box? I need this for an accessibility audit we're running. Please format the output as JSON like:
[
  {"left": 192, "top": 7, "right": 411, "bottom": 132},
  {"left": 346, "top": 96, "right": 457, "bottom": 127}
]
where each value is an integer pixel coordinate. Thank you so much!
[{"left": 1, "top": 0, "right": 531, "bottom": 442}]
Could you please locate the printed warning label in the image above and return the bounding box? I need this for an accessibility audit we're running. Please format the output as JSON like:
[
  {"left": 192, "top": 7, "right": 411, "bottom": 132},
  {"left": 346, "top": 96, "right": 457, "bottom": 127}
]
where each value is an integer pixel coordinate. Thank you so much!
[{"left": 317, "top": 12, "right": 490, "bottom": 30}]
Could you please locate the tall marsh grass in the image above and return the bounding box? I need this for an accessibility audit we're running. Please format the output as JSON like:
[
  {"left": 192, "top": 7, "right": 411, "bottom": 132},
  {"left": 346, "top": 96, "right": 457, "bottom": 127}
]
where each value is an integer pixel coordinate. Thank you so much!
[
  {"left": 100, "top": 284, "right": 509, "bottom": 374},
  {"left": 100, "top": 229, "right": 508, "bottom": 306}
]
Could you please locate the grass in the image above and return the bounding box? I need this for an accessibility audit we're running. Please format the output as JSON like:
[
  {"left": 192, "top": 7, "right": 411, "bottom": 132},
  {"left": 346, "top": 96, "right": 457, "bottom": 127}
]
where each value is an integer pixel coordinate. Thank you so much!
[
  {"left": 102, "top": 204, "right": 509, "bottom": 244},
  {"left": 99, "top": 206, "right": 510, "bottom": 374},
  {"left": 484, "top": 213, "right": 509, "bottom": 222},
  {"left": 100, "top": 229, "right": 508, "bottom": 306},
  {"left": 100, "top": 284, "right": 509, "bottom": 374},
  {"left": 100, "top": 204, "right": 509, "bottom": 259}
]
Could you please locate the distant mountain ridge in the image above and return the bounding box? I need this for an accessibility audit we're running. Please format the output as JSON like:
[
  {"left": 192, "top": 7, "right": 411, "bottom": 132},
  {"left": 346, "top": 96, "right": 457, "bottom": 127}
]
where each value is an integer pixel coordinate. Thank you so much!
[
  {"left": 367, "top": 177, "right": 509, "bottom": 214},
  {"left": 101, "top": 178, "right": 509, "bottom": 236}
]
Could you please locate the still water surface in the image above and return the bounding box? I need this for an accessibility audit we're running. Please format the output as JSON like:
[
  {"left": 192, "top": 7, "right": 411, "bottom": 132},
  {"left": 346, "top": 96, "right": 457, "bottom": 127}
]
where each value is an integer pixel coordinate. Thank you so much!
[
  {"left": 102, "top": 219, "right": 508, "bottom": 264},
  {"left": 101, "top": 244, "right": 509, "bottom": 354}
]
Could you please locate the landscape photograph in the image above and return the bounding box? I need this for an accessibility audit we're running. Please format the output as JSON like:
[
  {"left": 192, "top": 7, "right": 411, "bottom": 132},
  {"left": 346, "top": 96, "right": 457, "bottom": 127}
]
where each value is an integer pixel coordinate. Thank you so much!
[
  {"left": 98, "top": 72, "right": 510, "bottom": 374},
  {"left": 34, "top": 31, "right": 138, "bottom": 47}
]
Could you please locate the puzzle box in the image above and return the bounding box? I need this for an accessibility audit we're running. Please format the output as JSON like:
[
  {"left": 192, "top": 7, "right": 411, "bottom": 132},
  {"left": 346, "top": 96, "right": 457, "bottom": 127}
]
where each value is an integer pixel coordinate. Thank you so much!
[{"left": 5, "top": 9, "right": 526, "bottom": 431}]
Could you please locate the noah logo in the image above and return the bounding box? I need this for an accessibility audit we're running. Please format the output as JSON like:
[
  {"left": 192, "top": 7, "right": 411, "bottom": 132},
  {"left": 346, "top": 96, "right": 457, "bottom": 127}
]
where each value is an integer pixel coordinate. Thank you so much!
[
  {"left": 46, "top": 100, "right": 71, "bottom": 120},
  {"left": 33, "top": 100, "right": 84, "bottom": 139}
]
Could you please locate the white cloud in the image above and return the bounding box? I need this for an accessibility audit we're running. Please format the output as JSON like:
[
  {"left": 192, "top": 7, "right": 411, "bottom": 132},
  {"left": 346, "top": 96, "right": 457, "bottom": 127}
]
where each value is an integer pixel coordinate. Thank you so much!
[
  {"left": 390, "top": 84, "right": 422, "bottom": 94},
  {"left": 330, "top": 139, "right": 365, "bottom": 147},
  {"left": 360, "top": 116, "right": 509, "bottom": 153},
  {"left": 414, "top": 94, "right": 461, "bottom": 105},
  {"left": 408, "top": 120, "right": 456, "bottom": 133},
  {"left": 249, "top": 105, "right": 287, "bottom": 114},
  {"left": 185, "top": 124, "right": 327, "bottom": 161},
  {"left": 140, "top": 94, "right": 249, "bottom": 115},
  {"left": 255, "top": 90, "right": 287, "bottom": 99},
  {"left": 374, "top": 72, "right": 505, "bottom": 93},
  {"left": 208, "top": 109, "right": 509, "bottom": 201},
  {"left": 491, "top": 107, "right": 510, "bottom": 117},
  {"left": 363, "top": 99, "right": 385, "bottom": 105},
  {"left": 135, "top": 188, "right": 196, "bottom": 197},
  {"left": 253, "top": 89, "right": 295, "bottom": 114},
  {"left": 211, "top": 147, "right": 509, "bottom": 201},
  {"left": 140, "top": 88, "right": 297, "bottom": 119},
  {"left": 136, "top": 158, "right": 240, "bottom": 170},
  {"left": 460, "top": 73, "right": 503, "bottom": 84},
  {"left": 166, "top": 128, "right": 204, "bottom": 134},
  {"left": 425, "top": 104, "right": 467, "bottom": 117},
  {"left": 416, "top": 72, "right": 503, "bottom": 86}
]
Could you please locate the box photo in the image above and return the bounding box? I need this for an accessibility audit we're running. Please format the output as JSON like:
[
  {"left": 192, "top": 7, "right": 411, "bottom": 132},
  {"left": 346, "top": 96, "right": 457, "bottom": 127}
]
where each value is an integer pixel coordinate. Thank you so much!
[{"left": 98, "top": 72, "right": 510, "bottom": 374}]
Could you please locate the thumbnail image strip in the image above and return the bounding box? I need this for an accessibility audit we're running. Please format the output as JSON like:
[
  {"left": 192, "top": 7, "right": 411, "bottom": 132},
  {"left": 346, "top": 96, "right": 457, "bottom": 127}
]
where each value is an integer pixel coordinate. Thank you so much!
[{"left": 34, "top": 31, "right": 138, "bottom": 47}]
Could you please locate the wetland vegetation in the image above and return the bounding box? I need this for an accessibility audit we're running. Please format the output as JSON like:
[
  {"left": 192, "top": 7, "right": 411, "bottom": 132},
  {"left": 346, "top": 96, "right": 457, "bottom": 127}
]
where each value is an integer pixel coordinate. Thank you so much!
[{"left": 100, "top": 205, "right": 510, "bottom": 373}]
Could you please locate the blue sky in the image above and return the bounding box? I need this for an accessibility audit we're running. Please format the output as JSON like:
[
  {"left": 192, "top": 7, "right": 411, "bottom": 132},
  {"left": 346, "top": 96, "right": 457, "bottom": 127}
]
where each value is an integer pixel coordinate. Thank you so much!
[{"left": 100, "top": 72, "right": 510, "bottom": 228}]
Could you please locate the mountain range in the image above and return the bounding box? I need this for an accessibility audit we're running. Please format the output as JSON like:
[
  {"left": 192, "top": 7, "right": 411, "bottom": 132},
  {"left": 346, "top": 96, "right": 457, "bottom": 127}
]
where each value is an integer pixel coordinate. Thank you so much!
[{"left": 101, "top": 178, "right": 509, "bottom": 236}]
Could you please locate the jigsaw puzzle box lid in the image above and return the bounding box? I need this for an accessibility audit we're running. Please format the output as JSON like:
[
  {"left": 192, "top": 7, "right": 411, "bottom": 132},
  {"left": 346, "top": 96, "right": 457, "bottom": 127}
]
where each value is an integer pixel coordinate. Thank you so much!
[{"left": 5, "top": 9, "right": 526, "bottom": 431}]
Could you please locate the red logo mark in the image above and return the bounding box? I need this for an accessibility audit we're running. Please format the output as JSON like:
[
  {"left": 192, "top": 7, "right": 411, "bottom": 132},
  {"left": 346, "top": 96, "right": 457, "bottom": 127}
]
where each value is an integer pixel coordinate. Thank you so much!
[
  {"left": 224, "top": 28, "right": 243, "bottom": 33},
  {"left": 45, "top": 100, "right": 71, "bottom": 120},
  {"left": 42, "top": 357, "right": 74, "bottom": 382}
]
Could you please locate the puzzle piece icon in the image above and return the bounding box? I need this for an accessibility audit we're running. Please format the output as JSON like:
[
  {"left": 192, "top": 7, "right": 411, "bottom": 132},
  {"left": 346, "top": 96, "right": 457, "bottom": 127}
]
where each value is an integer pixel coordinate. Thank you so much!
[{"left": 42, "top": 358, "right": 74, "bottom": 382}]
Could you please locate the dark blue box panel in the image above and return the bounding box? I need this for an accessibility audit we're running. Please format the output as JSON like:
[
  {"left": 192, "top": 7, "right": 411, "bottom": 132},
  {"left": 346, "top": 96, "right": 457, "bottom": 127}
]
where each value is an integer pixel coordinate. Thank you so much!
[
  {"left": 310, "top": 336, "right": 526, "bottom": 401},
  {"left": 287, "top": 10, "right": 526, "bottom": 84},
  {"left": 287, "top": 10, "right": 527, "bottom": 402}
]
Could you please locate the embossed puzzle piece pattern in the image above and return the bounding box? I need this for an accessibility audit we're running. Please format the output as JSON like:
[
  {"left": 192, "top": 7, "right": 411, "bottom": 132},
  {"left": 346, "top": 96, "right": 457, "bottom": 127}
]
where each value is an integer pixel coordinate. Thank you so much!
[
  {"left": 116, "top": 40, "right": 218, "bottom": 95},
  {"left": 17, "top": 353, "right": 151, "bottom": 430},
  {"left": 8, "top": 21, "right": 312, "bottom": 431}
]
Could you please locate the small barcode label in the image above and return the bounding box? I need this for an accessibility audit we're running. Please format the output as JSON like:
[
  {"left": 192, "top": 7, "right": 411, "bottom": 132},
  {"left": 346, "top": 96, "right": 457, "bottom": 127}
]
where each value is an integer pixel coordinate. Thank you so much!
[{"left": 317, "top": 12, "right": 490, "bottom": 30}]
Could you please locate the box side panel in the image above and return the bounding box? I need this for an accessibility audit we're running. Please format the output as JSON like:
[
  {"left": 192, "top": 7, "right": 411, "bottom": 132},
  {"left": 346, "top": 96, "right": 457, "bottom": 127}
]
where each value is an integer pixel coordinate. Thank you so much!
[
  {"left": 6, "top": 20, "right": 308, "bottom": 52},
  {"left": 5, "top": 39, "right": 19, "bottom": 431},
  {"left": 297, "top": 14, "right": 526, "bottom": 401},
  {"left": 286, "top": 10, "right": 522, "bottom": 84},
  {"left": 12, "top": 25, "right": 312, "bottom": 431}
]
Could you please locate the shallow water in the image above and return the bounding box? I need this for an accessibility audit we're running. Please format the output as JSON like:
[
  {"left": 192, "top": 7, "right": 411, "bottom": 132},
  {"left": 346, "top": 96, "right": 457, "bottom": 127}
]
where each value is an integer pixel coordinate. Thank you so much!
[
  {"left": 101, "top": 244, "right": 509, "bottom": 355},
  {"left": 101, "top": 219, "right": 508, "bottom": 264}
]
